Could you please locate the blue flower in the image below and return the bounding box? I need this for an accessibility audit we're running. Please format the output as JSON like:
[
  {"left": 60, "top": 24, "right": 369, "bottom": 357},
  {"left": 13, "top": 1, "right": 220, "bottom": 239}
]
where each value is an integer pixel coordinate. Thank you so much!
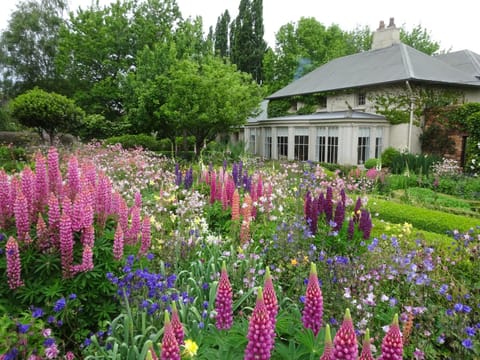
[
  {"left": 465, "top": 327, "right": 476, "bottom": 337},
  {"left": 68, "top": 293, "right": 77, "bottom": 300},
  {"left": 53, "top": 297, "right": 66, "bottom": 312},
  {"left": 4, "top": 348, "right": 18, "bottom": 360},
  {"left": 299, "top": 295, "right": 306, "bottom": 304},
  {"left": 32, "top": 307, "right": 44, "bottom": 318},
  {"left": 17, "top": 323, "right": 30, "bottom": 334},
  {"left": 84, "top": 338, "right": 92, "bottom": 347},
  {"left": 454, "top": 303, "right": 463, "bottom": 312},
  {"left": 44, "top": 338, "right": 55, "bottom": 347},
  {"left": 462, "top": 305, "right": 472, "bottom": 313},
  {"left": 438, "top": 284, "right": 448, "bottom": 295},
  {"left": 461, "top": 338, "right": 473, "bottom": 350}
]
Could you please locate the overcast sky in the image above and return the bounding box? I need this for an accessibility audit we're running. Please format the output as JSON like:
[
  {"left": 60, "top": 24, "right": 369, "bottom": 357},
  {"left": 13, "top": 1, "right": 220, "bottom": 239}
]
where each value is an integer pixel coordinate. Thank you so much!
[{"left": 1, "top": 0, "right": 479, "bottom": 54}]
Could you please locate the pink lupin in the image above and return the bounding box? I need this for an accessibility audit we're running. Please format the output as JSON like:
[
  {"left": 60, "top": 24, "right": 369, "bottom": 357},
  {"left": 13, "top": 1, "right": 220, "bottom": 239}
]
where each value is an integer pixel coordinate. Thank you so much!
[
  {"left": 66, "top": 155, "right": 80, "bottom": 201},
  {"left": 127, "top": 206, "right": 141, "bottom": 245},
  {"left": 113, "top": 223, "right": 124, "bottom": 261},
  {"left": 170, "top": 302, "right": 184, "bottom": 345},
  {"left": 47, "top": 147, "right": 62, "bottom": 195},
  {"left": 302, "top": 262, "right": 323, "bottom": 336},
  {"left": 14, "top": 190, "right": 30, "bottom": 242},
  {"left": 333, "top": 308, "right": 358, "bottom": 359},
  {"left": 244, "top": 288, "right": 274, "bottom": 360},
  {"left": 320, "top": 324, "right": 334, "bottom": 360},
  {"left": 34, "top": 152, "right": 49, "bottom": 213},
  {"left": 263, "top": 267, "right": 278, "bottom": 331},
  {"left": 209, "top": 171, "right": 216, "bottom": 204},
  {"left": 359, "top": 329, "right": 374, "bottom": 360},
  {"left": 215, "top": 261, "right": 233, "bottom": 330},
  {"left": 59, "top": 212, "right": 74, "bottom": 278},
  {"left": 161, "top": 311, "right": 180, "bottom": 360},
  {"left": 138, "top": 216, "right": 151, "bottom": 256},
  {"left": 6, "top": 236, "right": 24, "bottom": 289},
  {"left": 0, "top": 170, "right": 12, "bottom": 228},
  {"left": 21, "top": 167, "right": 35, "bottom": 221},
  {"left": 378, "top": 314, "right": 403, "bottom": 360}
]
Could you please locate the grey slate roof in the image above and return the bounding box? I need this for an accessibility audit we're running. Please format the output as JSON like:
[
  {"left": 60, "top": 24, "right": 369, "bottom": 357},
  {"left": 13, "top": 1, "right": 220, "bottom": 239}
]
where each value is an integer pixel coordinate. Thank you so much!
[
  {"left": 251, "top": 110, "right": 386, "bottom": 124},
  {"left": 435, "top": 50, "right": 480, "bottom": 78},
  {"left": 268, "top": 43, "right": 480, "bottom": 99}
]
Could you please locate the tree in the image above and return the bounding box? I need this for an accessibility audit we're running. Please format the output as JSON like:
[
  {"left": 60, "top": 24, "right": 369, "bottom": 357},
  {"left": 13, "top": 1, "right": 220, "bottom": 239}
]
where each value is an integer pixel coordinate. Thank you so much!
[
  {"left": 153, "top": 55, "right": 263, "bottom": 152},
  {"left": 0, "top": 0, "right": 67, "bottom": 97},
  {"left": 10, "top": 88, "right": 84, "bottom": 143},
  {"left": 230, "top": 0, "right": 266, "bottom": 83},
  {"left": 56, "top": 0, "right": 183, "bottom": 121},
  {"left": 214, "top": 10, "right": 230, "bottom": 58},
  {"left": 400, "top": 24, "right": 440, "bottom": 55}
]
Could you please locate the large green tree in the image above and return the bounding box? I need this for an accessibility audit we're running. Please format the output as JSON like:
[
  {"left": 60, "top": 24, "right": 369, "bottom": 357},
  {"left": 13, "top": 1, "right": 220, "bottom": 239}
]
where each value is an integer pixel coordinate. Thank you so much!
[
  {"left": 56, "top": 0, "right": 183, "bottom": 120},
  {"left": 0, "top": 0, "right": 67, "bottom": 97},
  {"left": 128, "top": 50, "right": 262, "bottom": 151},
  {"left": 10, "top": 87, "right": 84, "bottom": 143},
  {"left": 230, "top": 0, "right": 266, "bottom": 83},
  {"left": 214, "top": 10, "right": 230, "bottom": 58},
  {"left": 400, "top": 24, "right": 440, "bottom": 55}
]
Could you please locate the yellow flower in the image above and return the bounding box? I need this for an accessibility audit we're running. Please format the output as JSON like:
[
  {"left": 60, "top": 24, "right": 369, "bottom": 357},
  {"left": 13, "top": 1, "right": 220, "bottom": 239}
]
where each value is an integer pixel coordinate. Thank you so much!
[
  {"left": 182, "top": 339, "right": 198, "bottom": 358},
  {"left": 290, "top": 258, "right": 298, "bottom": 266}
]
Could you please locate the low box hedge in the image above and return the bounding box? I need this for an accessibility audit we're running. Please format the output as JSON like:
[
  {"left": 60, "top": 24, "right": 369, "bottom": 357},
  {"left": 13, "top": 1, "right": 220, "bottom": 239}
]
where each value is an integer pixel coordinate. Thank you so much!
[{"left": 369, "top": 197, "right": 479, "bottom": 234}]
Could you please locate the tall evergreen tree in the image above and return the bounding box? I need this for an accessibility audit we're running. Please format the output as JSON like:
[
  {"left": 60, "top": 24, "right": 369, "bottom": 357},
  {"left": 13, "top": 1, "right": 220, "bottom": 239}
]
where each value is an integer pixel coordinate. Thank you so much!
[
  {"left": 214, "top": 10, "right": 230, "bottom": 58},
  {"left": 230, "top": 0, "right": 265, "bottom": 83}
]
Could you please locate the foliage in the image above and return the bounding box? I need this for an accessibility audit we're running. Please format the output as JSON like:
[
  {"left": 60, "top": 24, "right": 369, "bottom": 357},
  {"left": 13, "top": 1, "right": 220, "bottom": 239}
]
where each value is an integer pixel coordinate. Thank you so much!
[
  {"left": 78, "top": 114, "right": 130, "bottom": 141},
  {"left": 0, "top": 0, "right": 67, "bottom": 96},
  {"left": 104, "top": 134, "right": 163, "bottom": 152},
  {"left": 214, "top": 10, "right": 230, "bottom": 58},
  {"left": 420, "top": 123, "right": 455, "bottom": 156},
  {"left": 389, "top": 152, "right": 441, "bottom": 176},
  {"left": 9, "top": 88, "right": 84, "bottom": 143},
  {"left": 368, "top": 197, "right": 479, "bottom": 234},
  {"left": 0, "top": 144, "right": 27, "bottom": 172},
  {"left": 230, "top": 0, "right": 266, "bottom": 83},
  {"left": 364, "top": 158, "right": 380, "bottom": 169},
  {"left": 381, "top": 147, "right": 401, "bottom": 168},
  {"left": 154, "top": 55, "right": 263, "bottom": 152},
  {"left": 399, "top": 24, "right": 441, "bottom": 55}
]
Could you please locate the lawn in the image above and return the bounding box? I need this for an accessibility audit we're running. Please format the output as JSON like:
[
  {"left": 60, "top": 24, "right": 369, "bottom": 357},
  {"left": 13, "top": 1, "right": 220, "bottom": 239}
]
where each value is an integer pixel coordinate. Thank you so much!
[{"left": 0, "top": 144, "right": 478, "bottom": 359}]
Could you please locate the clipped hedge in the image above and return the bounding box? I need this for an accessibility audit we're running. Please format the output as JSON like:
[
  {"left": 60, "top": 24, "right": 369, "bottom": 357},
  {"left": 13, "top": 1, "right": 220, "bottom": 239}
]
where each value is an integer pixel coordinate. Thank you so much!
[{"left": 369, "top": 197, "right": 479, "bottom": 234}]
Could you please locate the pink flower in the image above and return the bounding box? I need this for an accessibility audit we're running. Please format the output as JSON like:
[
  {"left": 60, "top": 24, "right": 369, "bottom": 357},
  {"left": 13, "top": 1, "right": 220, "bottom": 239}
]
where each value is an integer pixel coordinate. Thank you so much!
[
  {"left": 126, "top": 206, "right": 141, "bottom": 245},
  {"left": 359, "top": 328, "right": 374, "bottom": 360},
  {"left": 171, "top": 302, "right": 184, "bottom": 345},
  {"left": 67, "top": 155, "right": 80, "bottom": 201},
  {"left": 21, "top": 167, "right": 35, "bottom": 220},
  {"left": 139, "top": 216, "right": 151, "bottom": 256},
  {"left": 301, "top": 262, "right": 323, "bottom": 336},
  {"left": 161, "top": 311, "right": 180, "bottom": 360},
  {"left": 14, "top": 190, "right": 30, "bottom": 242},
  {"left": 47, "top": 147, "right": 62, "bottom": 195},
  {"left": 333, "top": 308, "right": 358, "bottom": 359},
  {"left": 45, "top": 343, "right": 59, "bottom": 359},
  {"left": 320, "top": 324, "right": 334, "bottom": 360},
  {"left": 34, "top": 152, "right": 49, "bottom": 212},
  {"left": 0, "top": 170, "right": 13, "bottom": 228},
  {"left": 263, "top": 267, "right": 278, "bottom": 331},
  {"left": 60, "top": 212, "right": 74, "bottom": 278},
  {"left": 215, "top": 261, "right": 233, "bottom": 330},
  {"left": 378, "top": 314, "right": 403, "bottom": 360},
  {"left": 113, "top": 223, "right": 124, "bottom": 261},
  {"left": 244, "top": 288, "right": 274, "bottom": 360},
  {"left": 6, "top": 236, "right": 24, "bottom": 289}
]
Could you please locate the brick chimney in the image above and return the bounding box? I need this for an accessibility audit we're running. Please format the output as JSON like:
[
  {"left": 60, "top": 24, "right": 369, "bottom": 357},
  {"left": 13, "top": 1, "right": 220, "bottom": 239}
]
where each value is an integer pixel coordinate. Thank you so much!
[{"left": 371, "top": 17, "right": 400, "bottom": 50}]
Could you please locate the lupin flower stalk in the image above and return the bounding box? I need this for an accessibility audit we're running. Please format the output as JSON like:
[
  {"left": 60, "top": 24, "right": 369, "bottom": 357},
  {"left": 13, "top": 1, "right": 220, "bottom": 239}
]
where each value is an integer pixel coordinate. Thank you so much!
[
  {"left": 6, "top": 236, "right": 24, "bottom": 289},
  {"left": 320, "top": 324, "right": 334, "bottom": 360},
  {"left": 302, "top": 262, "right": 323, "bottom": 336},
  {"left": 209, "top": 171, "right": 216, "bottom": 204},
  {"left": 263, "top": 267, "right": 278, "bottom": 331},
  {"left": 67, "top": 155, "right": 80, "bottom": 201},
  {"left": 378, "top": 314, "right": 403, "bottom": 360},
  {"left": 113, "top": 223, "right": 124, "bottom": 261},
  {"left": 333, "top": 308, "right": 358, "bottom": 359},
  {"left": 59, "top": 212, "right": 74, "bottom": 278},
  {"left": 244, "top": 288, "right": 274, "bottom": 360},
  {"left": 171, "top": 302, "right": 184, "bottom": 345},
  {"left": 161, "top": 311, "right": 180, "bottom": 360},
  {"left": 14, "top": 190, "right": 30, "bottom": 242},
  {"left": 359, "top": 329, "right": 374, "bottom": 360},
  {"left": 231, "top": 189, "right": 240, "bottom": 221},
  {"left": 215, "top": 261, "right": 233, "bottom": 330},
  {"left": 138, "top": 216, "right": 151, "bottom": 256},
  {"left": 333, "top": 200, "right": 345, "bottom": 231},
  {"left": 47, "top": 147, "right": 62, "bottom": 195},
  {"left": 34, "top": 152, "right": 49, "bottom": 213}
]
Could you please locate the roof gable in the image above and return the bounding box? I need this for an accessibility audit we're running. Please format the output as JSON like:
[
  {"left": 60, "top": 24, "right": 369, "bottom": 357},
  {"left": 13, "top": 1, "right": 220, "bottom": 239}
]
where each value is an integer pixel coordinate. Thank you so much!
[{"left": 268, "top": 44, "right": 480, "bottom": 99}]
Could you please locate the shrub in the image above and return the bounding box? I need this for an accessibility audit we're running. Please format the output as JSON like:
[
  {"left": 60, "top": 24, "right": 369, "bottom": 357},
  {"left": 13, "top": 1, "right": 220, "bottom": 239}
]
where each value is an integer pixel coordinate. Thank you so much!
[
  {"left": 104, "top": 134, "right": 161, "bottom": 151},
  {"left": 381, "top": 147, "right": 400, "bottom": 168},
  {"left": 364, "top": 158, "right": 380, "bottom": 169},
  {"left": 368, "top": 198, "right": 479, "bottom": 234}
]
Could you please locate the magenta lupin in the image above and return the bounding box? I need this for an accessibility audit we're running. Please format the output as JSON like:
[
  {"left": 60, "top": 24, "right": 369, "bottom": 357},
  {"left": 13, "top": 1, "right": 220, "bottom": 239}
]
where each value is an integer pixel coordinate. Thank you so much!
[
  {"left": 301, "top": 262, "right": 323, "bottom": 336},
  {"left": 34, "top": 152, "right": 49, "bottom": 213},
  {"left": 359, "top": 329, "right": 374, "bottom": 360},
  {"left": 378, "top": 314, "right": 403, "bottom": 360},
  {"left": 6, "top": 236, "right": 24, "bottom": 289},
  {"left": 215, "top": 261, "right": 233, "bottom": 330},
  {"left": 170, "top": 302, "right": 184, "bottom": 345},
  {"left": 59, "top": 212, "right": 74, "bottom": 278},
  {"left": 244, "top": 288, "right": 274, "bottom": 360},
  {"left": 332, "top": 308, "right": 358, "bottom": 359},
  {"left": 14, "top": 190, "right": 30, "bottom": 242},
  {"left": 113, "top": 223, "right": 124, "bottom": 261},
  {"left": 263, "top": 267, "right": 278, "bottom": 331},
  {"left": 47, "top": 147, "right": 62, "bottom": 195},
  {"left": 161, "top": 311, "right": 180, "bottom": 360},
  {"left": 320, "top": 324, "right": 334, "bottom": 360},
  {"left": 139, "top": 216, "right": 151, "bottom": 256}
]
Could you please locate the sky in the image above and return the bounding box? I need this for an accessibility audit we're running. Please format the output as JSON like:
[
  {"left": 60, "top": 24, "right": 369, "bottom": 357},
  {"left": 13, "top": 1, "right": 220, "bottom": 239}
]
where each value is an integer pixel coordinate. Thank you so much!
[{"left": 1, "top": 0, "right": 479, "bottom": 54}]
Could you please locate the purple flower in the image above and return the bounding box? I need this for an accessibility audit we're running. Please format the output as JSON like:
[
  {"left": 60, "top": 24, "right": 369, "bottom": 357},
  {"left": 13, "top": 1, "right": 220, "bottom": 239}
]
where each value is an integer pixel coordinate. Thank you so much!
[
  {"left": 32, "top": 307, "right": 44, "bottom": 318},
  {"left": 465, "top": 327, "right": 476, "bottom": 337},
  {"left": 461, "top": 338, "right": 473, "bottom": 350},
  {"left": 454, "top": 303, "right": 463, "bottom": 312},
  {"left": 53, "top": 297, "right": 66, "bottom": 312},
  {"left": 17, "top": 323, "right": 30, "bottom": 334},
  {"left": 44, "top": 338, "right": 55, "bottom": 347}
]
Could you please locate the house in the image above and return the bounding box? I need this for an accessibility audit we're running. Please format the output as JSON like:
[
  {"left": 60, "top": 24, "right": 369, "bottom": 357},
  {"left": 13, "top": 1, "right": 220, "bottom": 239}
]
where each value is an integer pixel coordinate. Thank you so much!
[{"left": 245, "top": 18, "right": 480, "bottom": 165}]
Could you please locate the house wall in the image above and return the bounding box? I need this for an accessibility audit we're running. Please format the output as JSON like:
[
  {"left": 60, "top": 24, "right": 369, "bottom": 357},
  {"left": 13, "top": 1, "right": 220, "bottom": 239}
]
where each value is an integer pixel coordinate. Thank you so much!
[
  {"left": 464, "top": 89, "right": 480, "bottom": 103},
  {"left": 389, "top": 123, "right": 422, "bottom": 154}
]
